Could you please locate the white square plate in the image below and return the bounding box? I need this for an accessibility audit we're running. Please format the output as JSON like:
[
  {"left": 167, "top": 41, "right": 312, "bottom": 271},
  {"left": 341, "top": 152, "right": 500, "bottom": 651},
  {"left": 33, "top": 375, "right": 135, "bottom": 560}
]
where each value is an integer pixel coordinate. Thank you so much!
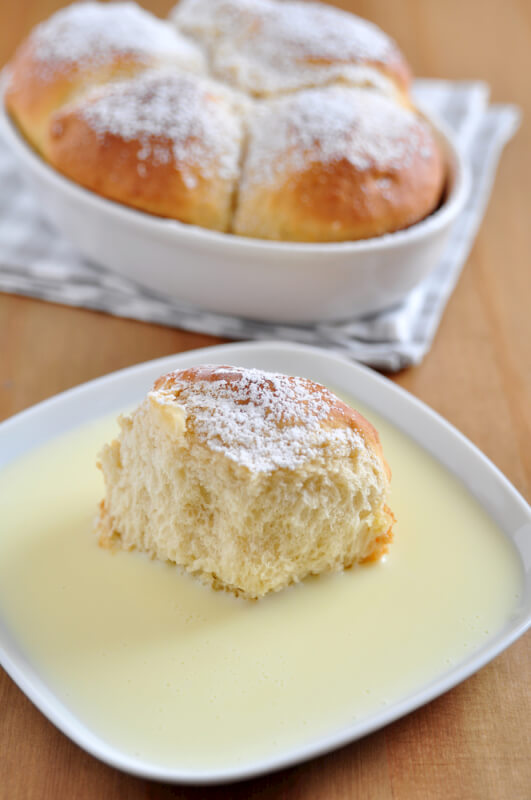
[{"left": 0, "top": 341, "right": 529, "bottom": 784}]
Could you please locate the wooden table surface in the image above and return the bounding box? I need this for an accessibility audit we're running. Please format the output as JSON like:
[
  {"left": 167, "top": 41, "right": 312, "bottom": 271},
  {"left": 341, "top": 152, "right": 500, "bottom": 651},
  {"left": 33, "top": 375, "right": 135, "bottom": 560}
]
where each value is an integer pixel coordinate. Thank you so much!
[{"left": 1, "top": 1, "right": 530, "bottom": 798}]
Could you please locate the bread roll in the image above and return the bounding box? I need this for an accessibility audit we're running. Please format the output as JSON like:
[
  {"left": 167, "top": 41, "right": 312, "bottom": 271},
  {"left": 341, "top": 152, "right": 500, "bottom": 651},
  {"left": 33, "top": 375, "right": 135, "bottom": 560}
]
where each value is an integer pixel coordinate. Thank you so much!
[
  {"left": 233, "top": 87, "right": 445, "bottom": 242},
  {"left": 171, "top": 0, "right": 411, "bottom": 102},
  {"left": 5, "top": 1, "right": 205, "bottom": 153},
  {"left": 97, "top": 365, "right": 394, "bottom": 599},
  {"left": 5, "top": 0, "right": 446, "bottom": 242},
  {"left": 46, "top": 70, "right": 248, "bottom": 230}
]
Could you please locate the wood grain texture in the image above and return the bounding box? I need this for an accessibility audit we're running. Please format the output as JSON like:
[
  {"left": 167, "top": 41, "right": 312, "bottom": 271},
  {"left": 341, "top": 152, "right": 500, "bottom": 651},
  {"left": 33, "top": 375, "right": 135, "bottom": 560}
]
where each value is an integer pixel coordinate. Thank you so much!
[{"left": 0, "top": 1, "right": 530, "bottom": 798}]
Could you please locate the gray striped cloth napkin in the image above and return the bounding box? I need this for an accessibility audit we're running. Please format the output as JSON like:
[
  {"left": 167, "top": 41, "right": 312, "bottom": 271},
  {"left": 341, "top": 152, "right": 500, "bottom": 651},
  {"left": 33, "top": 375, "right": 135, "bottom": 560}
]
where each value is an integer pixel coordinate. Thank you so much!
[{"left": 0, "top": 80, "right": 520, "bottom": 371}]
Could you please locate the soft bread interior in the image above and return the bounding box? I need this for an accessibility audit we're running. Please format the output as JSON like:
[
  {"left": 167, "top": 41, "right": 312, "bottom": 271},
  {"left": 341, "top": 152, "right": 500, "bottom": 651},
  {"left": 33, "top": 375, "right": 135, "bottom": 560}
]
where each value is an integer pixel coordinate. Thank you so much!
[{"left": 97, "top": 393, "right": 393, "bottom": 599}]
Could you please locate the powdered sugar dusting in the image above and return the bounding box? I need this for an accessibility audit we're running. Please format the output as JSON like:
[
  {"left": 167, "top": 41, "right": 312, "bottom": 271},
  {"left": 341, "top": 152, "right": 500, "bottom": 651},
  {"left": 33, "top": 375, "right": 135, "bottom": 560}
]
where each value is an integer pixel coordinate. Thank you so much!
[
  {"left": 32, "top": 2, "right": 204, "bottom": 75},
  {"left": 151, "top": 365, "right": 364, "bottom": 472},
  {"left": 173, "top": 0, "right": 406, "bottom": 96},
  {"left": 77, "top": 71, "right": 244, "bottom": 181},
  {"left": 215, "top": 49, "right": 396, "bottom": 98},
  {"left": 241, "top": 87, "right": 434, "bottom": 187}
]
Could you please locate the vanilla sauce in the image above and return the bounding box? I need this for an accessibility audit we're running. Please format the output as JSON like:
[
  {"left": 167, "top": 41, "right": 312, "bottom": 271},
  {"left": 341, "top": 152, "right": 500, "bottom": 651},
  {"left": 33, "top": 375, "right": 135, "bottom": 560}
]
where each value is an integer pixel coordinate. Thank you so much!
[{"left": 0, "top": 400, "right": 522, "bottom": 770}]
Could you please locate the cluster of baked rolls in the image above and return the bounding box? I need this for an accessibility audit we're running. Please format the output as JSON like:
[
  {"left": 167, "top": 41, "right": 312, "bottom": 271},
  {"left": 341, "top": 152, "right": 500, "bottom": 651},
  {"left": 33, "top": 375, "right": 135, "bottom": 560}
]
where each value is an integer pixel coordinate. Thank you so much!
[
  {"left": 5, "top": 0, "right": 446, "bottom": 241},
  {"left": 97, "top": 365, "right": 394, "bottom": 598}
]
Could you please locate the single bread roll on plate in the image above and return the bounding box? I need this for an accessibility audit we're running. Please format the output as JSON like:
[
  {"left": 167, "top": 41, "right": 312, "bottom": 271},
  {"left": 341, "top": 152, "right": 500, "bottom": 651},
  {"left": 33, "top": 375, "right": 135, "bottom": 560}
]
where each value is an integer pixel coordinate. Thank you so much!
[
  {"left": 233, "top": 87, "right": 445, "bottom": 242},
  {"left": 5, "top": 1, "right": 205, "bottom": 153},
  {"left": 46, "top": 70, "right": 248, "bottom": 230},
  {"left": 171, "top": 0, "right": 411, "bottom": 103},
  {"left": 97, "top": 365, "right": 394, "bottom": 599}
]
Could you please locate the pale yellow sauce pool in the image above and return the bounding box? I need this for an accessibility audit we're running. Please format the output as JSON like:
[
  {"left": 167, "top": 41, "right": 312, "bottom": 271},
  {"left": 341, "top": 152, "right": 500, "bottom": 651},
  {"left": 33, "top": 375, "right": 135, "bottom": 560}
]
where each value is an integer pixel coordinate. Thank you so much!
[{"left": 0, "top": 401, "right": 523, "bottom": 770}]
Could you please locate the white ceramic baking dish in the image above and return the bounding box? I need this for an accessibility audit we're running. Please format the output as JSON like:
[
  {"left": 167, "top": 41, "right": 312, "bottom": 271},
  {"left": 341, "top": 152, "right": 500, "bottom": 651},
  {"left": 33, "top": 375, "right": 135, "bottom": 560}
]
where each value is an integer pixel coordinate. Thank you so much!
[{"left": 0, "top": 80, "right": 470, "bottom": 324}]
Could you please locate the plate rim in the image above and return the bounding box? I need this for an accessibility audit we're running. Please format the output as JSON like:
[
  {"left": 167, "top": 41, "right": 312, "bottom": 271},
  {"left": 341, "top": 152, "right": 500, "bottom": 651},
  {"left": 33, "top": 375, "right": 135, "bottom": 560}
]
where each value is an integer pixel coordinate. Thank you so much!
[{"left": 0, "top": 340, "right": 529, "bottom": 785}]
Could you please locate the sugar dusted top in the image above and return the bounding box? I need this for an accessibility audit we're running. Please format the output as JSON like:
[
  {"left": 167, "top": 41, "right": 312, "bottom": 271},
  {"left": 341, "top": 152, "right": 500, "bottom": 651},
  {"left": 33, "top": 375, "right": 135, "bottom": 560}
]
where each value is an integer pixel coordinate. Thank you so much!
[
  {"left": 71, "top": 71, "right": 245, "bottom": 183},
  {"left": 174, "top": 0, "right": 409, "bottom": 95},
  {"left": 30, "top": 2, "right": 204, "bottom": 74},
  {"left": 151, "top": 365, "right": 382, "bottom": 473},
  {"left": 240, "top": 87, "right": 436, "bottom": 188}
]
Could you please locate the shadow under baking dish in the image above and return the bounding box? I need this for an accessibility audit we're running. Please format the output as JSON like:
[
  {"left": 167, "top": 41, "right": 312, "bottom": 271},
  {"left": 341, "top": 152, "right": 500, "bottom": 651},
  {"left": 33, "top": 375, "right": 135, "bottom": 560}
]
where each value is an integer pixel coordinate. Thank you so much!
[
  {"left": 0, "top": 76, "right": 470, "bottom": 324},
  {"left": 0, "top": 342, "right": 528, "bottom": 784}
]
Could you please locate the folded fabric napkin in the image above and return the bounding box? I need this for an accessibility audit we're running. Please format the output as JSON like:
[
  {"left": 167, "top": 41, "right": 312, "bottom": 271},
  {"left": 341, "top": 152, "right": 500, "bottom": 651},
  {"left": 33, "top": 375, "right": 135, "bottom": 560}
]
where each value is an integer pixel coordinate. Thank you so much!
[{"left": 0, "top": 79, "right": 519, "bottom": 371}]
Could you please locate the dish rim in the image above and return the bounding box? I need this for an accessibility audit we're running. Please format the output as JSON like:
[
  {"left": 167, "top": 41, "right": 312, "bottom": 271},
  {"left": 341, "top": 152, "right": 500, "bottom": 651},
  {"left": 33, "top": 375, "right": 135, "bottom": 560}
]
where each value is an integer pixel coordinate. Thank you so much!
[
  {"left": 0, "top": 74, "right": 470, "bottom": 255},
  {"left": 0, "top": 340, "right": 529, "bottom": 785}
]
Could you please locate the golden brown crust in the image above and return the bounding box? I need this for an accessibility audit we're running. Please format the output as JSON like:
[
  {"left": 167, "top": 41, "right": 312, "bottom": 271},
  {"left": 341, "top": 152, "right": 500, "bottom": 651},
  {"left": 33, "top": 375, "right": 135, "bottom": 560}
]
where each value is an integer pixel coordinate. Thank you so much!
[
  {"left": 4, "top": 2, "right": 205, "bottom": 154},
  {"left": 264, "top": 146, "right": 444, "bottom": 242},
  {"left": 5, "top": 41, "right": 146, "bottom": 154},
  {"left": 154, "top": 365, "right": 390, "bottom": 477},
  {"left": 233, "top": 89, "right": 446, "bottom": 242},
  {"left": 361, "top": 504, "right": 395, "bottom": 562},
  {"left": 174, "top": 0, "right": 412, "bottom": 103},
  {"left": 46, "top": 109, "right": 232, "bottom": 229},
  {"left": 4, "top": 1, "right": 441, "bottom": 242},
  {"left": 45, "top": 71, "right": 245, "bottom": 230}
]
